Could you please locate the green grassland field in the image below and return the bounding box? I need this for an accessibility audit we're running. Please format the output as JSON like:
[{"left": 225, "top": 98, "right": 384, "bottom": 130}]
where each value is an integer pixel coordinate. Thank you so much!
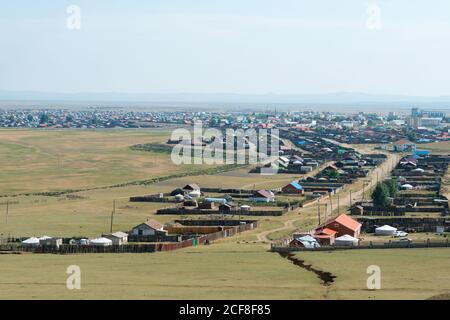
[{"left": 0, "top": 130, "right": 449, "bottom": 300}]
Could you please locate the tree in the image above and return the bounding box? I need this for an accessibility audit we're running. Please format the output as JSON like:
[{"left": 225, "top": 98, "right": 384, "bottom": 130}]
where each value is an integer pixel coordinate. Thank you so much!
[
  {"left": 371, "top": 182, "right": 390, "bottom": 208},
  {"left": 39, "top": 113, "right": 49, "bottom": 124},
  {"left": 325, "top": 169, "right": 340, "bottom": 179},
  {"left": 384, "top": 178, "right": 398, "bottom": 198},
  {"left": 407, "top": 131, "right": 417, "bottom": 142}
]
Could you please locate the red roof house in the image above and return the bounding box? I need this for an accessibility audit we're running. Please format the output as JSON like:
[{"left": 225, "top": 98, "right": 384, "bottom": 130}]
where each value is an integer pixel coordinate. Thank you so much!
[
  {"left": 315, "top": 214, "right": 361, "bottom": 238},
  {"left": 313, "top": 228, "right": 337, "bottom": 245}
]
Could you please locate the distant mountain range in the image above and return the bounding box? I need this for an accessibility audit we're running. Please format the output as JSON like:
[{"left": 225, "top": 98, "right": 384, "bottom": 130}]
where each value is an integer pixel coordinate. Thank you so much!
[{"left": 1, "top": 90, "right": 450, "bottom": 109}]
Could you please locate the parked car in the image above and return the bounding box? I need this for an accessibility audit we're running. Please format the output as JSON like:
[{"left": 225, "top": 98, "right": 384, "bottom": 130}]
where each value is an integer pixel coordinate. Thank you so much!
[{"left": 394, "top": 231, "right": 408, "bottom": 237}]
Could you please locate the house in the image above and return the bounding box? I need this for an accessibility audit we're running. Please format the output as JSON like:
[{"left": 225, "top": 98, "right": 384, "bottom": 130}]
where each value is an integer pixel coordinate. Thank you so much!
[
  {"left": 350, "top": 205, "right": 364, "bottom": 215},
  {"left": 249, "top": 190, "right": 275, "bottom": 203},
  {"left": 170, "top": 188, "right": 186, "bottom": 196},
  {"left": 291, "top": 155, "right": 304, "bottom": 164},
  {"left": 324, "top": 164, "right": 338, "bottom": 172},
  {"left": 313, "top": 228, "right": 337, "bottom": 246},
  {"left": 219, "top": 203, "right": 235, "bottom": 214},
  {"left": 300, "top": 166, "right": 313, "bottom": 173},
  {"left": 39, "top": 237, "right": 63, "bottom": 248},
  {"left": 105, "top": 231, "right": 128, "bottom": 245},
  {"left": 315, "top": 214, "right": 362, "bottom": 238},
  {"left": 305, "top": 161, "right": 319, "bottom": 167},
  {"left": 204, "top": 198, "right": 228, "bottom": 205},
  {"left": 182, "top": 184, "right": 200, "bottom": 192},
  {"left": 341, "top": 155, "right": 360, "bottom": 166},
  {"left": 277, "top": 159, "right": 289, "bottom": 168},
  {"left": 282, "top": 181, "right": 304, "bottom": 195},
  {"left": 197, "top": 201, "right": 215, "bottom": 209},
  {"left": 289, "top": 235, "right": 320, "bottom": 248},
  {"left": 399, "top": 157, "right": 418, "bottom": 169},
  {"left": 131, "top": 219, "right": 167, "bottom": 237},
  {"left": 22, "top": 236, "right": 60, "bottom": 247},
  {"left": 291, "top": 160, "right": 303, "bottom": 167},
  {"left": 394, "top": 139, "right": 415, "bottom": 152},
  {"left": 401, "top": 184, "right": 414, "bottom": 190},
  {"left": 413, "top": 150, "right": 430, "bottom": 157}
]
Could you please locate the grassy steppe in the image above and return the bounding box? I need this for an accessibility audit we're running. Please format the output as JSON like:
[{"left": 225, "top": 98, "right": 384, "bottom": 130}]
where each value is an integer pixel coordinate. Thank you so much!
[
  {"left": 1, "top": 130, "right": 450, "bottom": 300},
  {"left": 0, "top": 129, "right": 202, "bottom": 195},
  {"left": 298, "top": 248, "right": 450, "bottom": 300},
  {"left": 1, "top": 243, "right": 449, "bottom": 299},
  {"left": 421, "top": 141, "right": 450, "bottom": 155}
]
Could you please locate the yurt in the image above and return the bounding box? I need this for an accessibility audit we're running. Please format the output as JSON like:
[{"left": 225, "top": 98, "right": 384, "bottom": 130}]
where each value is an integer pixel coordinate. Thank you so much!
[
  {"left": 90, "top": 237, "right": 113, "bottom": 247},
  {"left": 21, "top": 237, "right": 40, "bottom": 246},
  {"left": 174, "top": 194, "right": 184, "bottom": 202},
  {"left": 335, "top": 234, "right": 359, "bottom": 247},
  {"left": 375, "top": 225, "right": 397, "bottom": 236}
]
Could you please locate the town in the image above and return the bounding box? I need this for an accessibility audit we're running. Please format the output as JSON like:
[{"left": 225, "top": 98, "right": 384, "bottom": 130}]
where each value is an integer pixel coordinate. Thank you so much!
[
  {"left": 1, "top": 107, "right": 448, "bottom": 259},
  {"left": 4, "top": 0, "right": 450, "bottom": 309},
  {"left": 1, "top": 108, "right": 448, "bottom": 144}
]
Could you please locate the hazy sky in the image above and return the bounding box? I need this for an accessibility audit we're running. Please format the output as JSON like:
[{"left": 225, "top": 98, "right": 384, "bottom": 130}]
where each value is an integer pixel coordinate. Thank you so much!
[{"left": 1, "top": 0, "right": 450, "bottom": 95}]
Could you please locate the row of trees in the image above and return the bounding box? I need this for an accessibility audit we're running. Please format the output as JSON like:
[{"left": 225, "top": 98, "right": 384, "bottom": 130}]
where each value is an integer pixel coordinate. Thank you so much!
[{"left": 371, "top": 178, "right": 399, "bottom": 208}]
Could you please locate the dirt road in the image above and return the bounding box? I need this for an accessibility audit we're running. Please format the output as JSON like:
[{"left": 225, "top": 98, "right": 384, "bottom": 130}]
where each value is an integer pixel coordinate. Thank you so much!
[{"left": 255, "top": 145, "right": 401, "bottom": 244}]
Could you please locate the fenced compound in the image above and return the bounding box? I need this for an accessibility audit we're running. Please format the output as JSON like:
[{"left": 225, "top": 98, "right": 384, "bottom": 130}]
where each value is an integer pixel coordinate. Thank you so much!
[
  {"left": 156, "top": 206, "right": 287, "bottom": 216},
  {"left": 358, "top": 216, "right": 450, "bottom": 233},
  {"left": 201, "top": 187, "right": 255, "bottom": 194},
  {"left": 271, "top": 238, "right": 450, "bottom": 252},
  {"left": 129, "top": 195, "right": 178, "bottom": 203},
  {"left": 0, "top": 221, "right": 258, "bottom": 255}
]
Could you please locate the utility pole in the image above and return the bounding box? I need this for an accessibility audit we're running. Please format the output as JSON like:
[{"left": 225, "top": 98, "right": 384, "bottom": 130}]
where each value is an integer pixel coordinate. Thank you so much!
[
  {"left": 5, "top": 199, "right": 9, "bottom": 225},
  {"left": 362, "top": 183, "right": 365, "bottom": 201},
  {"left": 349, "top": 190, "right": 353, "bottom": 208},
  {"left": 238, "top": 210, "right": 241, "bottom": 233},
  {"left": 337, "top": 194, "right": 340, "bottom": 215},
  {"left": 329, "top": 192, "right": 333, "bottom": 213},
  {"left": 317, "top": 203, "right": 321, "bottom": 225},
  {"left": 110, "top": 199, "right": 115, "bottom": 233}
]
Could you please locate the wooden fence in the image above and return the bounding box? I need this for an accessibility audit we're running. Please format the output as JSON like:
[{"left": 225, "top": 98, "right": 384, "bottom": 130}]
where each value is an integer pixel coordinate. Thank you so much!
[
  {"left": 0, "top": 221, "right": 258, "bottom": 255},
  {"left": 156, "top": 207, "right": 287, "bottom": 216},
  {"left": 271, "top": 239, "right": 450, "bottom": 252}
]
